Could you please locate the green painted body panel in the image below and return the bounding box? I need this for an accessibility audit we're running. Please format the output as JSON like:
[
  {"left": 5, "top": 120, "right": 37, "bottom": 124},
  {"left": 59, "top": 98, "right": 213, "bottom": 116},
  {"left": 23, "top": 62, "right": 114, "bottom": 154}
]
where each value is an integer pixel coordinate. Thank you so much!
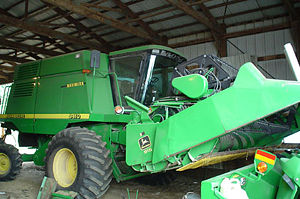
[
  {"left": 201, "top": 163, "right": 282, "bottom": 199},
  {"left": 172, "top": 74, "right": 208, "bottom": 99},
  {"left": 13, "top": 59, "right": 41, "bottom": 80},
  {"left": 34, "top": 73, "right": 90, "bottom": 134},
  {"left": 5, "top": 61, "right": 41, "bottom": 132},
  {"left": 40, "top": 50, "right": 92, "bottom": 76},
  {"left": 126, "top": 123, "right": 158, "bottom": 166},
  {"left": 125, "top": 63, "right": 300, "bottom": 168},
  {"left": 33, "top": 139, "right": 50, "bottom": 166},
  {"left": 1, "top": 51, "right": 125, "bottom": 134},
  {"left": 276, "top": 155, "right": 300, "bottom": 198},
  {"left": 280, "top": 156, "right": 300, "bottom": 187},
  {"left": 201, "top": 151, "right": 300, "bottom": 199}
]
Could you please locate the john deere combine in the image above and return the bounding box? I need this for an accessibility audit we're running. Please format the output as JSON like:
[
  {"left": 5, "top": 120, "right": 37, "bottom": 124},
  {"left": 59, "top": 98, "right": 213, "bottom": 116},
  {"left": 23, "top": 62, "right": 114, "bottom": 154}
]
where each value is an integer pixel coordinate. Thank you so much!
[{"left": 0, "top": 44, "right": 300, "bottom": 198}]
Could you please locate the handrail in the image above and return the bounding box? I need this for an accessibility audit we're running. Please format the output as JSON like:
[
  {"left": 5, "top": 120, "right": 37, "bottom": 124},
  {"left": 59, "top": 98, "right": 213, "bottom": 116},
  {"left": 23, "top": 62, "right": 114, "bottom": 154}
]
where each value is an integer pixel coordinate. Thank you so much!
[{"left": 0, "top": 85, "right": 11, "bottom": 114}]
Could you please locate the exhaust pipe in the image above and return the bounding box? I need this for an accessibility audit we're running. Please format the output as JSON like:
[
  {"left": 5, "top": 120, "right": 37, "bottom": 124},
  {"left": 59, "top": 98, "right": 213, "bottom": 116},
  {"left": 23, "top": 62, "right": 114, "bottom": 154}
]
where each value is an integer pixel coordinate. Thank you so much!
[{"left": 284, "top": 43, "right": 300, "bottom": 81}]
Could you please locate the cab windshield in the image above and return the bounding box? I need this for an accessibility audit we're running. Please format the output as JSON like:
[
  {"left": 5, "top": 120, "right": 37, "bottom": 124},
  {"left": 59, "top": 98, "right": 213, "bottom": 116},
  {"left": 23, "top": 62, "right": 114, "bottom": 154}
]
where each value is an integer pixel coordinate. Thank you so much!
[
  {"left": 110, "top": 49, "right": 185, "bottom": 106},
  {"left": 142, "top": 55, "right": 181, "bottom": 105}
]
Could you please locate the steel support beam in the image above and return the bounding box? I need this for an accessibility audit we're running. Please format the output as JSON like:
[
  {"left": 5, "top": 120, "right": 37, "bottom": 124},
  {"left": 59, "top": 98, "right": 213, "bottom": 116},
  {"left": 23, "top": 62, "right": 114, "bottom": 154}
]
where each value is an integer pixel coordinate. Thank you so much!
[
  {"left": 224, "top": 23, "right": 290, "bottom": 38},
  {"left": 198, "top": 3, "right": 227, "bottom": 57},
  {"left": 166, "top": 0, "right": 225, "bottom": 34},
  {"left": 216, "top": 3, "right": 283, "bottom": 20},
  {"left": 51, "top": 7, "right": 113, "bottom": 50},
  {"left": 282, "top": 0, "right": 298, "bottom": 20},
  {"left": 0, "top": 14, "right": 108, "bottom": 52},
  {"left": 24, "top": 0, "right": 29, "bottom": 18},
  {"left": 166, "top": 0, "right": 226, "bottom": 56},
  {"left": 42, "top": 0, "right": 164, "bottom": 44},
  {"left": 170, "top": 23, "right": 290, "bottom": 48},
  {"left": 0, "top": 66, "right": 15, "bottom": 72},
  {"left": 0, "top": 37, "right": 61, "bottom": 57},
  {"left": 38, "top": 35, "right": 71, "bottom": 53},
  {"left": 26, "top": 52, "right": 43, "bottom": 60},
  {"left": 0, "top": 54, "right": 31, "bottom": 63},
  {"left": 281, "top": 0, "right": 300, "bottom": 59},
  {"left": 0, "top": 71, "right": 11, "bottom": 80},
  {"left": 112, "top": 0, "right": 166, "bottom": 44},
  {"left": 290, "top": 20, "right": 300, "bottom": 60},
  {"left": 257, "top": 54, "right": 286, "bottom": 61}
]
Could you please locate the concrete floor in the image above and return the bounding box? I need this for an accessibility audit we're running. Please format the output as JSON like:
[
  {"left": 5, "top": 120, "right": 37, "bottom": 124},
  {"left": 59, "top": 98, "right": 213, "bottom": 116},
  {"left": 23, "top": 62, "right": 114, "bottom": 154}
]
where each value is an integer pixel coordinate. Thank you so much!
[{"left": 0, "top": 160, "right": 248, "bottom": 199}]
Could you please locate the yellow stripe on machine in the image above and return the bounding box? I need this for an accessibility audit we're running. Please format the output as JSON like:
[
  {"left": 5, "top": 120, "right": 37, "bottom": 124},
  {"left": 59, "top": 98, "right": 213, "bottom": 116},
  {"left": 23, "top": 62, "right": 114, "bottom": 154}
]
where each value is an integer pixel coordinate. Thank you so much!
[
  {"left": 0, "top": 114, "right": 34, "bottom": 119},
  {"left": 0, "top": 114, "right": 90, "bottom": 120},
  {"left": 255, "top": 153, "right": 275, "bottom": 165},
  {"left": 177, "top": 152, "right": 249, "bottom": 171}
]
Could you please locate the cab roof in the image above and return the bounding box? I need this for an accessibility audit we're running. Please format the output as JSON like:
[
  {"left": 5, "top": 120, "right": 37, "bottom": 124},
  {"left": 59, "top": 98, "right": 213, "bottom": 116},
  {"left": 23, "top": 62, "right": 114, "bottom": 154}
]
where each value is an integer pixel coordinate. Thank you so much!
[{"left": 109, "top": 45, "right": 185, "bottom": 58}]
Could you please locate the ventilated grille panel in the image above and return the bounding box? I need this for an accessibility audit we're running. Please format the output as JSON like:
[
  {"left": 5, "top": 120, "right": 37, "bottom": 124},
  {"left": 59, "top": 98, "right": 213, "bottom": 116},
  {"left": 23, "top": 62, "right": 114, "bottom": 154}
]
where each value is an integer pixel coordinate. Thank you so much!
[
  {"left": 13, "top": 82, "right": 34, "bottom": 97},
  {"left": 15, "top": 63, "right": 39, "bottom": 81}
]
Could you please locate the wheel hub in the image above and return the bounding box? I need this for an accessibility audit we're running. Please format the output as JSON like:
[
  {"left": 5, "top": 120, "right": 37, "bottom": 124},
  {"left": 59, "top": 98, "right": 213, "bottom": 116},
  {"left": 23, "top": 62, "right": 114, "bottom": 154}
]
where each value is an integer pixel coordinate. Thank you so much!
[
  {"left": 53, "top": 148, "right": 78, "bottom": 188},
  {"left": 0, "top": 153, "right": 11, "bottom": 175}
]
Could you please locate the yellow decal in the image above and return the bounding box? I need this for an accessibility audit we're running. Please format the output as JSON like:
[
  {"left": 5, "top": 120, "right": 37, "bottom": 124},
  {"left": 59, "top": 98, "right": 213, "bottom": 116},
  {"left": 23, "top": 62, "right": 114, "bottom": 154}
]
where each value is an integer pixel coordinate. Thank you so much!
[
  {"left": 65, "top": 82, "right": 85, "bottom": 88},
  {"left": 143, "top": 148, "right": 152, "bottom": 154},
  {"left": 68, "top": 114, "right": 89, "bottom": 119},
  {"left": 0, "top": 114, "right": 90, "bottom": 120},
  {"left": 177, "top": 152, "right": 249, "bottom": 172},
  {"left": 255, "top": 154, "right": 275, "bottom": 165},
  {"left": 0, "top": 114, "right": 34, "bottom": 119}
]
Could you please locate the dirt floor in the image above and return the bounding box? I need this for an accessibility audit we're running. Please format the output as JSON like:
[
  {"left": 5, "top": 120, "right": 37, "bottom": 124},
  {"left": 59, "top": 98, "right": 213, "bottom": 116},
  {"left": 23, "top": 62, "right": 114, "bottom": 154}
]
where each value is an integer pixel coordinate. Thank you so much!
[
  {"left": 0, "top": 163, "right": 44, "bottom": 199},
  {"left": 0, "top": 160, "right": 250, "bottom": 199}
]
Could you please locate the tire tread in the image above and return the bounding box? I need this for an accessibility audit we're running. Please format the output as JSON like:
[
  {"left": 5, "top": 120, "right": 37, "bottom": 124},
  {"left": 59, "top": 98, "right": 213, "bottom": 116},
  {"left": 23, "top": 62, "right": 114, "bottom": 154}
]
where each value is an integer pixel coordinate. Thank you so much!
[
  {"left": 45, "top": 127, "right": 112, "bottom": 199},
  {"left": 0, "top": 143, "right": 22, "bottom": 181}
]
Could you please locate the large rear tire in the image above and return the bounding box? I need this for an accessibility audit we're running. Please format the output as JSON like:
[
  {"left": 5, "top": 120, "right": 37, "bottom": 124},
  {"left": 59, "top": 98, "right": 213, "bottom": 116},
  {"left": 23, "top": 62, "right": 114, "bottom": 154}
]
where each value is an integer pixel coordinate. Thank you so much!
[
  {"left": 0, "top": 143, "right": 22, "bottom": 181},
  {"left": 45, "top": 127, "right": 112, "bottom": 199}
]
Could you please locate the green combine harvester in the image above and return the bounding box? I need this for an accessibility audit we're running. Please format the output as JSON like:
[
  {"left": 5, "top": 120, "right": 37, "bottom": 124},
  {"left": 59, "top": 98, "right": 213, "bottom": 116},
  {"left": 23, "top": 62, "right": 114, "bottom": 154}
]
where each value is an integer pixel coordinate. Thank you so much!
[{"left": 0, "top": 43, "right": 300, "bottom": 198}]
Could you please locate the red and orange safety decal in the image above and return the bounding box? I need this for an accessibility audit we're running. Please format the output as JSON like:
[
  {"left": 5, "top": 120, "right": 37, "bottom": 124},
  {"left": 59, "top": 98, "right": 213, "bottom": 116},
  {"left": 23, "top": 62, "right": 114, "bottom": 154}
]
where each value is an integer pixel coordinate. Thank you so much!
[{"left": 255, "top": 149, "right": 276, "bottom": 165}]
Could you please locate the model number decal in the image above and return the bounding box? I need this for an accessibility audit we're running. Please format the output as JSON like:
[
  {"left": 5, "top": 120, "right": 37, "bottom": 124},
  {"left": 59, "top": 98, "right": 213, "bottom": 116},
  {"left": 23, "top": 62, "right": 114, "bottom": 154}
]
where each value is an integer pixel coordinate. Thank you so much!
[
  {"left": 61, "top": 81, "right": 85, "bottom": 88},
  {"left": 143, "top": 148, "right": 152, "bottom": 154},
  {"left": 69, "top": 114, "right": 82, "bottom": 119},
  {"left": 4, "top": 114, "right": 26, "bottom": 118}
]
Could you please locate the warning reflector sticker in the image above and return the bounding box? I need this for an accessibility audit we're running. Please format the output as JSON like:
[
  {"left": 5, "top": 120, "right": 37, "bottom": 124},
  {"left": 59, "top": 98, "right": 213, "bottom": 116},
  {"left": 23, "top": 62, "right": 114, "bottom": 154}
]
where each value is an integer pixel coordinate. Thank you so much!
[{"left": 255, "top": 149, "right": 276, "bottom": 165}]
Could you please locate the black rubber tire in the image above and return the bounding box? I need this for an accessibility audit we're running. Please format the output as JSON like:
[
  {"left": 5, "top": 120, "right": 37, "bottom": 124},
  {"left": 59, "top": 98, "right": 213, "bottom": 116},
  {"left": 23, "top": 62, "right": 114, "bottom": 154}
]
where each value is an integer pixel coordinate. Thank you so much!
[
  {"left": 45, "top": 127, "right": 113, "bottom": 199},
  {"left": 0, "top": 143, "right": 22, "bottom": 181}
]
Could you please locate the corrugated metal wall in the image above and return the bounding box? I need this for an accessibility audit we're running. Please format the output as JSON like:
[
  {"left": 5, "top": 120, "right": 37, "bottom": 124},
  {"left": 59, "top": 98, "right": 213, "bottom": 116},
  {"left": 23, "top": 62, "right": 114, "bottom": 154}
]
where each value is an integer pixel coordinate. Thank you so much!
[
  {"left": 176, "top": 29, "right": 296, "bottom": 80},
  {"left": 176, "top": 42, "right": 217, "bottom": 60}
]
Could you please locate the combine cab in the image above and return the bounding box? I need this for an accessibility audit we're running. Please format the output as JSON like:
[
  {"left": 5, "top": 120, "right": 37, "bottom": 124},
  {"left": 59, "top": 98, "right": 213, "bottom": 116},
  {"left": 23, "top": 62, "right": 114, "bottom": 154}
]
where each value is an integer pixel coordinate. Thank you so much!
[{"left": 0, "top": 44, "right": 300, "bottom": 198}]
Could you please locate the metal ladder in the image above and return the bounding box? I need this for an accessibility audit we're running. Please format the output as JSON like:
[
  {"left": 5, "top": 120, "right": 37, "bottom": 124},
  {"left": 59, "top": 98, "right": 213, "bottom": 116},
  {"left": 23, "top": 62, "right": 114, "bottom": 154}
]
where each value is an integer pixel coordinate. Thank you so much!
[{"left": 0, "top": 85, "right": 11, "bottom": 114}]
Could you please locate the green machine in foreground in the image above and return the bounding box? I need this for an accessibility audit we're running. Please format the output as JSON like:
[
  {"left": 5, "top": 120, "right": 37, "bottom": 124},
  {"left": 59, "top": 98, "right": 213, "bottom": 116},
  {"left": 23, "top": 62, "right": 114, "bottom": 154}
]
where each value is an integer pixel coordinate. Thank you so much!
[
  {"left": 1, "top": 44, "right": 300, "bottom": 198},
  {"left": 201, "top": 149, "right": 300, "bottom": 199}
]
